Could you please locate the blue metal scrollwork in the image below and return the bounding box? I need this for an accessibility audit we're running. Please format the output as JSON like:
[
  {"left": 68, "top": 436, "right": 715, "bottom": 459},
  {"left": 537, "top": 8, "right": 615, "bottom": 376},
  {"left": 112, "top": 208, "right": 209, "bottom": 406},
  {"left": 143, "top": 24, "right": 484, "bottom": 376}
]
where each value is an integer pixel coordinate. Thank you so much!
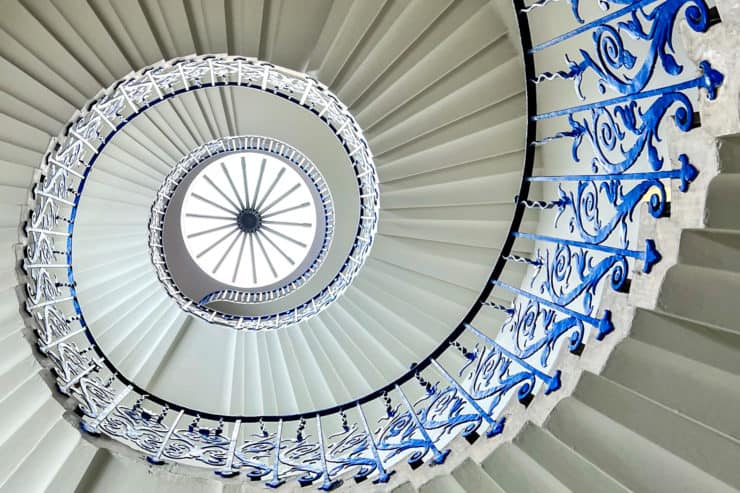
[
  {"left": 18, "top": 1, "right": 723, "bottom": 489},
  {"left": 536, "top": 64, "right": 722, "bottom": 174},
  {"left": 536, "top": 0, "right": 711, "bottom": 97}
]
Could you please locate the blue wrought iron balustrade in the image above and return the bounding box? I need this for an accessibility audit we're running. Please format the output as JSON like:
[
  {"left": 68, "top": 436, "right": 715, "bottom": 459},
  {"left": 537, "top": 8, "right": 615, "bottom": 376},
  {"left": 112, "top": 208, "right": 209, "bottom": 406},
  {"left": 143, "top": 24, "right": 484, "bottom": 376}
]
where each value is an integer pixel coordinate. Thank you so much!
[{"left": 20, "top": 1, "right": 723, "bottom": 489}]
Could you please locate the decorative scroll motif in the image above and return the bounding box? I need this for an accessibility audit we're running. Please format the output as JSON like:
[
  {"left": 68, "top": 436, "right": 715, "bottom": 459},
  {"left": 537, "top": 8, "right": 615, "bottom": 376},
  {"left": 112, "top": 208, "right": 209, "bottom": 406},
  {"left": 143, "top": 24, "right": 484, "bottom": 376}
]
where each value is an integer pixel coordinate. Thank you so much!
[
  {"left": 233, "top": 430, "right": 276, "bottom": 478},
  {"left": 164, "top": 427, "right": 231, "bottom": 466},
  {"left": 535, "top": 66, "right": 722, "bottom": 174},
  {"left": 99, "top": 405, "right": 168, "bottom": 455},
  {"left": 548, "top": 176, "right": 669, "bottom": 246},
  {"left": 324, "top": 425, "right": 377, "bottom": 482},
  {"left": 278, "top": 433, "right": 324, "bottom": 486},
  {"left": 74, "top": 377, "right": 118, "bottom": 423},
  {"left": 534, "top": 0, "right": 711, "bottom": 97},
  {"left": 535, "top": 243, "right": 629, "bottom": 311},
  {"left": 516, "top": 0, "right": 720, "bottom": 345},
  {"left": 17, "top": 2, "right": 723, "bottom": 490},
  {"left": 464, "top": 323, "right": 565, "bottom": 409},
  {"left": 375, "top": 394, "right": 451, "bottom": 468},
  {"left": 480, "top": 3, "right": 723, "bottom": 476}
]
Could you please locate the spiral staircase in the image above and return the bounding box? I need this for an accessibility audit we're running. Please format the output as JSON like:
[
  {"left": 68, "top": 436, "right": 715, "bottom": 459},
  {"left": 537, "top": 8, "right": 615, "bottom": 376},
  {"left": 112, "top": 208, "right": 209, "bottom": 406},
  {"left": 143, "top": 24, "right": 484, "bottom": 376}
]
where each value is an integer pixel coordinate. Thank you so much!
[{"left": 1, "top": 0, "right": 739, "bottom": 492}]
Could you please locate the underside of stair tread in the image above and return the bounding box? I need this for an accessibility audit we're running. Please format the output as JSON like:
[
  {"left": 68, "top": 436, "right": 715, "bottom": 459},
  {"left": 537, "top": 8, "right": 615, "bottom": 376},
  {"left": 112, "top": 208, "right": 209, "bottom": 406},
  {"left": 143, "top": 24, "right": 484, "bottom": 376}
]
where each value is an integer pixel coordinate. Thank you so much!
[
  {"left": 514, "top": 423, "right": 629, "bottom": 493},
  {"left": 603, "top": 336, "right": 740, "bottom": 440},
  {"left": 46, "top": 440, "right": 100, "bottom": 493},
  {"left": 573, "top": 372, "right": 740, "bottom": 490},
  {"left": 37, "top": 0, "right": 528, "bottom": 417},
  {"left": 481, "top": 441, "right": 572, "bottom": 493},
  {"left": 444, "top": 458, "right": 502, "bottom": 493},
  {"left": 629, "top": 308, "right": 740, "bottom": 376},
  {"left": 72, "top": 449, "right": 223, "bottom": 493},
  {"left": 545, "top": 397, "right": 736, "bottom": 493},
  {"left": 0, "top": 0, "right": 736, "bottom": 492},
  {"left": 418, "top": 475, "right": 466, "bottom": 493},
  {"left": 0, "top": 418, "right": 80, "bottom": 493}
]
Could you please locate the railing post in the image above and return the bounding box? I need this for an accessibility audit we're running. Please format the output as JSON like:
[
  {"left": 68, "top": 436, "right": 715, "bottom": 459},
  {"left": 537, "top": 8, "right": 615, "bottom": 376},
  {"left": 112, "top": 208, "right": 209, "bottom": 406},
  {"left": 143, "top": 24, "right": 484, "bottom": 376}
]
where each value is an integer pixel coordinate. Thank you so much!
[
  {"left": 395, "top": 384, "right": 449, "bottom": 465},
  {"left": 80, "top": 385, "right": 132, "bottom": 434},
  {"left": 147, "top": 410, "right": 184, "bottom": 465},
  {"left": 430, "top": 358, "right": 505, "bottom": 438},
  {"left": 356, "top": 402, "right": 393, "bottom": 483},
  {"left": 266, "top": 419, "right": 284, "bottom": 489},
  {"left": 316, "top": 414, "right": 341, "bottom": 491},
  {"left": 215, "top": 419, "right": 241, "bottom": 478}
]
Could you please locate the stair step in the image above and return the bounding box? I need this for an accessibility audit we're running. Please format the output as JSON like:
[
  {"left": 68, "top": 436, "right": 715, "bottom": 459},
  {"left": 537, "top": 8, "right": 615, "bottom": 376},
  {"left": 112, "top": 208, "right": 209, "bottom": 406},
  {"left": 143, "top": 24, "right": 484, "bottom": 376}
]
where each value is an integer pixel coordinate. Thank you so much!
[
  {"left": 0, "top": 395, "right": 61, "bottom": 483},
  {"left": 630, "top": 308, "right": 740, "bottom": 376},
  {"left": 73, "top": 450, "right": 223, "bottom": 493},
  {"left": 515, "top": 423, "right": 628, "bottom": 493},
  {"left": 547, "top": 395, "right": 734, "bottom": 492},
  {"left": 419, "top": 475, "right": 466, "bottom": 493},
  {"left": 391, "top": 481, "right": 417, "bottom": 493},
  {"left": 717, "top": 134, "right": 740, "bottom": 174},
  {"left": 0, "top": 375, "right": 52, "bottom": 445},
  {"left": 359, "top": 6, "right": 510, "bottom": 134},
  {"left": 0, "top": 417, "right": 77, "bottom": 492},
  {"left": 47, "top": 440, "right": 100, "bottom": 493},
  {"left": 576, "top": 372, "right": 740, "bottom": 488},
  {"left": 451, "top": 458, "right": 505, "bottom": 493},
  {"left": 659, "top": 263, "right": 740, "bottom": 332},
  {"left": 706, "top": 174, "right": 740, "bottom": 229},
  {"left": 481, "top": 442, "right": 570, "bottom": 493},
  {"left": 0, "top": 352, "right": 38, "bottom": 400},
  {"left": 604, "top": 336, "right": 740, "bottom": 440},
  {"left": 679, "top": 228, "right": 740, "bottom": 274}
]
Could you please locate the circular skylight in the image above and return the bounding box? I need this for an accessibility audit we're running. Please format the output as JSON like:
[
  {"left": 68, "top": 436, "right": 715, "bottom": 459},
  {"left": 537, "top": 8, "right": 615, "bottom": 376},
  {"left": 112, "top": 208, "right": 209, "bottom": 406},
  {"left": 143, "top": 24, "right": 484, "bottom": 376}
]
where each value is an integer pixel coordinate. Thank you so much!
[
  {"left": 180, "top": 150, "right": 320, "bottom": 289},
  {"left": 152, "top": 135, "right": 336, "bottom": 312},
  {"left": 134, "top": 56, "right": 378, "bottom": 331}
]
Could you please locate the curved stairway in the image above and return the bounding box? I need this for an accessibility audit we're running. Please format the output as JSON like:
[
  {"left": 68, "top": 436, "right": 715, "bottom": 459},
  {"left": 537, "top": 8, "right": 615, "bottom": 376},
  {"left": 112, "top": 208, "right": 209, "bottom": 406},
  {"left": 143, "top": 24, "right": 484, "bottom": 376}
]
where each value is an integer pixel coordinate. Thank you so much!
[
  {"left": 401, "top": 136, "right": 740, "bottom": 493},
  {"left": 12, "top": 0, "right": 529, "bottom": 419},
  {"left": 0, "top": 0, "right": 738, "bottom": 492},
  {"left": 1, "top": 0, "right": 530, "bottom": 490},
  {"left": 403, "top": 5, "right": 740, "bottom": 491}
]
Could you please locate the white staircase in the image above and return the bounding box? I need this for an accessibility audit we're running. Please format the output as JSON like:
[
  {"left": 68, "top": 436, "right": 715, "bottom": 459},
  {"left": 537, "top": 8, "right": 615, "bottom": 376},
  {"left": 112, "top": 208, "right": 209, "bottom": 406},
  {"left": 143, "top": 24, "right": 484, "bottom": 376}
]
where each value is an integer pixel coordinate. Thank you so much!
[{"left": 0, "top": 0, "right": 738, "bottom": 492}]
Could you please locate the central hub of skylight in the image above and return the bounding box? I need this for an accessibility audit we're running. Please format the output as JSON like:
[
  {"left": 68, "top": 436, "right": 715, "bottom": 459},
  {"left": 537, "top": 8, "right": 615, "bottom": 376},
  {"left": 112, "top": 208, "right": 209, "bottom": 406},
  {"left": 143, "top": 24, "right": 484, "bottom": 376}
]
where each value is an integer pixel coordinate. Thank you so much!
[
  {"left": 236, "top": 208, "right": 261, "bottom": 233},
  {"left": 180, "top": 149, "right": 322, "bottom": 290}
]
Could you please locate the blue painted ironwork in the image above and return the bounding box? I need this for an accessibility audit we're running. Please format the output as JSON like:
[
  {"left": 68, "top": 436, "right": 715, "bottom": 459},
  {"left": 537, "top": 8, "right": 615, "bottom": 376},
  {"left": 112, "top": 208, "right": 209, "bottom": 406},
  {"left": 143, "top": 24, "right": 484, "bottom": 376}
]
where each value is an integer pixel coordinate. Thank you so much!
[
  {"left": 528, "top": 153, "right": 698, "bottom": 192},
  {"left": 536, "top": 243, "right": 629, "bottom": 311},
  {"left": 315, "top": 416, "right": 342, "bottom": 491},
  {"left": 530, "top": 0, "right": 668, "bottom": 53},
  {"left": 234, "top": 432, "right": 277, "bottom": 480},
  {"left": 551, "top": 178, "right": 668, "bottom": 245},
  {"left": 430, "top": 359, "right": 505, "bottom": 438},
  {"left": 461, "top": 324, "right": 561, "bottom": 412},
  {"left": 514, "top": 232, "right": 661, "bottom": 274},
  {"left": 533, "top": 0, "right": 712, "bottom": 97},
  {"left": 276, "top": 419, "right": 334, "bottom": 487},
  {"left": 375, "top": 385, "right": 451, "bottom": 467},
  {"left": 265, "top": 420, "right": 285, "bottom": 488},
  {"left": 534, "top": 77, "right": 720, "bottom": 174},
  {"left": 18, "top": 0, "right": 723, "bottom": 489},
  {"left": 493, "top": 278, "right": 615, "bottom": 341},
  {"left": 534, "top": 62, "right": 722, "bottom": 120}
]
